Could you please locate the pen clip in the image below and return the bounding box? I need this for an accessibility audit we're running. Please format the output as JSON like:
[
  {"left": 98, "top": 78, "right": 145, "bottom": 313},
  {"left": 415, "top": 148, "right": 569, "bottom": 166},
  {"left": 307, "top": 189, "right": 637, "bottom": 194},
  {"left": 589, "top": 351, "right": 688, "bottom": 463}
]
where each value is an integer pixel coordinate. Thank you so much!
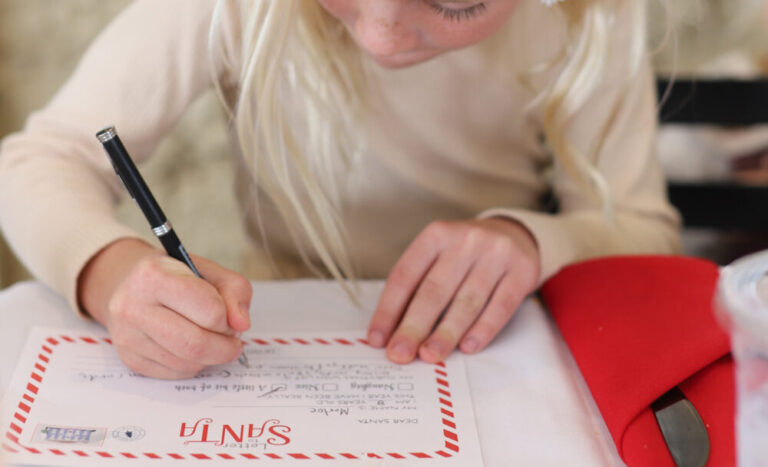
[{"left": 108, "top": 159, "right": 138, "bottom": 204}]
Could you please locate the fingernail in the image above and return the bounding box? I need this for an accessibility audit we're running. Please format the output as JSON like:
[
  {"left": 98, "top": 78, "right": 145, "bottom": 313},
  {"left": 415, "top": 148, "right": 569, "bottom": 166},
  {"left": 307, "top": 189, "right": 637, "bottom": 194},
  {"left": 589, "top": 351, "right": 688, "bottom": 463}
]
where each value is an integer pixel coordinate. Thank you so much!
[
  {"left": 392, "top": 342, "right": 412, "bottom": 360},
  {"left": 427, "top": 341, "right": 443, "bottom": 358},
  {"left": 462, "top": 338, "right": 479, "bottom": 354},
  {"left": 239, "top": 302, "right": 250, "bottom": 321},
  {"left": 368, "top": 330, "right": 385, "bottom": 347}
]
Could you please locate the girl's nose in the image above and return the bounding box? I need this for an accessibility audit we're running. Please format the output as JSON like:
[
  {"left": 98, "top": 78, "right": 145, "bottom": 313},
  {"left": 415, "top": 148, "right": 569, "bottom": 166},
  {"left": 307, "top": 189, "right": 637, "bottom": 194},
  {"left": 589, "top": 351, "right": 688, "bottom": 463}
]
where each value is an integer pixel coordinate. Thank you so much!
[{"left": 353, "top": 1, "right": 420, "bottom": 58}]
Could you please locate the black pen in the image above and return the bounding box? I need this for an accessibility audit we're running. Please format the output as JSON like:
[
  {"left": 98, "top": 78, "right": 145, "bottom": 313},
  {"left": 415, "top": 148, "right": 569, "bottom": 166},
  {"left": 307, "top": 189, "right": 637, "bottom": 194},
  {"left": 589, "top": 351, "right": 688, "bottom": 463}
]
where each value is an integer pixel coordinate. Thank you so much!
[{"left": 95, "top": 126, "right": 250, "bottom": 369}]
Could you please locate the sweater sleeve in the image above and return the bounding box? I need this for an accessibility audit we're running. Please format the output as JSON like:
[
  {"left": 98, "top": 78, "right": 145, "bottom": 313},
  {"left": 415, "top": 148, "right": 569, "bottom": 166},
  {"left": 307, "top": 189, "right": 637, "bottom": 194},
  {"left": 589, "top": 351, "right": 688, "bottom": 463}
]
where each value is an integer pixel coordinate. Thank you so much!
[
  {"left": 480, "top": 8, "right": 681, "bottom": 284},
  {"left": 0, "top": 0, "right": 233, "bottom": 313}
]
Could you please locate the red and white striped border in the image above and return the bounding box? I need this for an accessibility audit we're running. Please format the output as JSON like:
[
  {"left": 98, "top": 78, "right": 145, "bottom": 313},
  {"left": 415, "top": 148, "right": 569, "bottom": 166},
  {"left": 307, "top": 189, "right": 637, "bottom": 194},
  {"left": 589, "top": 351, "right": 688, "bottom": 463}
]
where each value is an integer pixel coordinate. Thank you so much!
[{"left": 2, "top": 335, "right": 461, "bottom": 461}]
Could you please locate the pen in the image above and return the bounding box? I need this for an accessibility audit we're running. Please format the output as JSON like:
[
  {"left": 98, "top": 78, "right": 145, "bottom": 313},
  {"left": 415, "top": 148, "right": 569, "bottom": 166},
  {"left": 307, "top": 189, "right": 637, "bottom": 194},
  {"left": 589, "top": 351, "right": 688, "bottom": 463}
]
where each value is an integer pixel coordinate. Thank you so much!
[{"left": 95, "top": 126, "right": 250, "bottom": 369}]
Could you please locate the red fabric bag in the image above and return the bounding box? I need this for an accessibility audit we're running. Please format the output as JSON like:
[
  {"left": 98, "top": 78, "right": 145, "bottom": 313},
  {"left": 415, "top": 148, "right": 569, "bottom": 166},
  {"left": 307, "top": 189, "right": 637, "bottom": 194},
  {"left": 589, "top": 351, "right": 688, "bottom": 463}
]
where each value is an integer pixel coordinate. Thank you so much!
[{"left": 540, "top": 256, "right": 735, "bottom": 466}]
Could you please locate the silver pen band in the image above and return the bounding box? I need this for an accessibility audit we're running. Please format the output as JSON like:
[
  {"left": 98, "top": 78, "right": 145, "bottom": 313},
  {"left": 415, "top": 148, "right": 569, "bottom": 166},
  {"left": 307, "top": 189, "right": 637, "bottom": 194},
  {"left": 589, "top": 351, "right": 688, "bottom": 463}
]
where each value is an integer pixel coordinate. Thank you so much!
[
  {"left": 96, "top": 126, "right": 117, "bottom": 144},
  {"left": 152, "top": 222, "right": 172, "bottom": 237}
]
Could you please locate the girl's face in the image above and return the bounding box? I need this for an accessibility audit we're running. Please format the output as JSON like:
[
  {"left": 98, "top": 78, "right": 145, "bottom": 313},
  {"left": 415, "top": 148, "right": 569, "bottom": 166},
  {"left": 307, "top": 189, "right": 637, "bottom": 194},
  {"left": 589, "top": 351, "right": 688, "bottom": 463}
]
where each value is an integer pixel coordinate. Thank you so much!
[{"left": 317, "top": 0, "right": 521, "bottom": 68}]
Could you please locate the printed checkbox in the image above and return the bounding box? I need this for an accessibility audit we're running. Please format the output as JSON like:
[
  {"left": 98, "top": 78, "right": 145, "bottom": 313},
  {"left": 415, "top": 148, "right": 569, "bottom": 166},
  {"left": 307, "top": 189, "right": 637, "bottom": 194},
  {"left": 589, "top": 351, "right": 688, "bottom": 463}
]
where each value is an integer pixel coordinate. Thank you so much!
[
  {"left": 397, "top": 383, "right": 414, "bottom": 391},
  {"left": 322, "top": 383, "right": 338, "bottom": 391}
]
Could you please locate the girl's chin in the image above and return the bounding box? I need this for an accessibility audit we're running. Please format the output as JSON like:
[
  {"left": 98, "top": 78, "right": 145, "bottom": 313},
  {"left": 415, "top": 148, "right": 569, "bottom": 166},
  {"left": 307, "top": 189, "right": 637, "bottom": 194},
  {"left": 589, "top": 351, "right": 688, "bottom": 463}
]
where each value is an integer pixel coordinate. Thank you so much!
[{"left": 367, "top": 50, "right": 441, "bottom": 69}]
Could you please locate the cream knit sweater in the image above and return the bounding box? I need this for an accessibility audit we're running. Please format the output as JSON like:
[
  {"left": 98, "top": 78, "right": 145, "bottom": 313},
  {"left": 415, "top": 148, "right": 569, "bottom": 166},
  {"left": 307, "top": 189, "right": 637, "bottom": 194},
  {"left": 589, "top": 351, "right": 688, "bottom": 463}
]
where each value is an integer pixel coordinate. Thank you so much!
[{"left": 0, "top": 0, "right": 680, "bottom": 312}]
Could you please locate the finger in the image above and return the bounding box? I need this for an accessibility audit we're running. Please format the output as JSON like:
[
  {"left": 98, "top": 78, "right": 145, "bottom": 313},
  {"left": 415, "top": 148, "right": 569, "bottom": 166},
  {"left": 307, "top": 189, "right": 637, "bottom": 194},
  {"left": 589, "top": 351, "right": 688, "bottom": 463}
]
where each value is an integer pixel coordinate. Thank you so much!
[
  {"left": 193, "top": 255, "right": 253, "bottom": 333},
  {"left": 385, "top": 249, "right": 475, "bottom": 364},
  {"left": 118, "top": 301, "right": 243, "bottom": 366},
  {"left": 113, "top": 327, "right": 206, "bottom": 376},
  {"left": 418, "top": 255, "right": 506, "bottom": 363},
  {"left": 368, "top": 222, "right": 449, "bottom": 347},
  {"left": 459, "top": 273, "right": 527, "bottom": 354},
  {"left": 142, "top": 256, "right": 232, "bottom": 335},
  {"left": 118, "top": 350, "right": 200, "bottom": 380}
]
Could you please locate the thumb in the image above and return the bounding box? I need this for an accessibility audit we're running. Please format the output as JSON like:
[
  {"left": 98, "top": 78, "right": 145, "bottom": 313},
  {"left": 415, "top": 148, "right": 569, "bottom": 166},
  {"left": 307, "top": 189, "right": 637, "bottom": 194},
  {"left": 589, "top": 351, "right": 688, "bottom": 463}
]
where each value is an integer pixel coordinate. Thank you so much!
[{"left": 191, "top": 256, "right": 253, "bottom": 333}]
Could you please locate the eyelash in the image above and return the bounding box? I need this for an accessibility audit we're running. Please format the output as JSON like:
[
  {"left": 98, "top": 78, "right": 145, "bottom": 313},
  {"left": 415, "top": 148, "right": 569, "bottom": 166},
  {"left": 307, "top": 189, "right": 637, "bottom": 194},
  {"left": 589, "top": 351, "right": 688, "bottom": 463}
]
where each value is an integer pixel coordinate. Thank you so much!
[{"left": 428, "top": 2, "right": 487, "bottom": 22}]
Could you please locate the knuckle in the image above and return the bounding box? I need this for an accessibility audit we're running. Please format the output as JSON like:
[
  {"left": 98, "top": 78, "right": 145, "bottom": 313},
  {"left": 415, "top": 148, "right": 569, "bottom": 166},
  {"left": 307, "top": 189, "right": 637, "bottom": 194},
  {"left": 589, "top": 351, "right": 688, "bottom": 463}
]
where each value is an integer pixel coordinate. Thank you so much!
[
  {"left": 418, "top": 275, "right": 447, "bottom": 303},
  {"left": 180, "top": 333, "right": 209, "bottom": 361},
  {"left": 108, "top": 293, "right": 144, "bottom": 327},
  {"left": 206, "top": 284, "right": 228, "bottom": 309},
  {"left": 463, "top": 225, "right": 487, "bottom": 247},
  {"left": 494, "top": 291, "right": 521, "bottom": 318},
  {"left": 200, "top": 315, "right": 221, "bottom": 333},
  {"left": 452, "top": 293, "right": 485, "bottom": 317},
  {"left": 518, "top": 255, "right": 540, "bottom": 282},
  {"left": 198, "top": 298, "right": 226, "bottom": 330},
  {"left": 432, "top": 327, "right": 459, "bottom": 346},
  {"left": 227, "top": 343, "right": 243, "bottom": 362},
  {"left": 125, "top": 261, "right": 165, "bottom": 297},
  {"left": 471, "top": 320, "right": 499, "bottom": 342},
  {"left": 495, "top": 294, "right": 515, "bottom": 315},
  {"left": 119, "top": 352, "right": 149, "bottom": 377},
  {"left": 424, "top": 220, "right": 451, "bottom": 240},
  {"left": 135, "top": 256, "right": 165, "bottom": 282},
  {"left": 123, "top": 360, "right": 145, "bottom": 376},
  {"left": 177, "top": 360, "right": 205, "bottom": 376},
  {"left": 232, "top": 276, "right": 253, "bottom": 301},
  {"left": 107, "top": 293, "right": 130, "bottom": 321},
  {"left": 490, "top": 236, "right": 515, "bottom": 258},
  {"left": 387, "top": 265, "right": 415, "bottom": 290},
  {"left": 186, "top": 284, "right": 226, "bottom": 328},
  {"left": 392, "top": 321, "right": 424, "bottom": 342},
  {"left": 174, "top": 369, "right": 201, "bottom": 380},
  {"left": 110, "top": 331, "right": 132, "bottom": 351},
  {"left": 208, "top": 340, "right": 240, "bottom": 365},
  {"left": 232, "top": 274, "right": 251, "bottom": 293}
]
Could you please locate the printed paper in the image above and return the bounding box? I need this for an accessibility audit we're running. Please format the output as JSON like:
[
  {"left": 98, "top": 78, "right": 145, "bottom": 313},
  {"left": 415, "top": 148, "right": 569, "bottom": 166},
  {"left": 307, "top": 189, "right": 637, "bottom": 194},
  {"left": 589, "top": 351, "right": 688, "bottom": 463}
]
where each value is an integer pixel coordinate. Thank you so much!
[{"left": 1, "top": 327, "right": 483, "bottom": 465}]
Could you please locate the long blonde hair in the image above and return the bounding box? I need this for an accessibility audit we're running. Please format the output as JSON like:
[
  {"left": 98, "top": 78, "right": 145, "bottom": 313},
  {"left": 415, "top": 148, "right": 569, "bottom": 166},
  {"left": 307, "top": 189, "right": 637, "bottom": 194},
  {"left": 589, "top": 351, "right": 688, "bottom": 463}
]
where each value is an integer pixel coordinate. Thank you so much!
[
  {"left": 540, "top": 0, "right": 647, "bottom": 218},
  {"left": 210, "top": 0, "right": 647, "bottom": 286}
]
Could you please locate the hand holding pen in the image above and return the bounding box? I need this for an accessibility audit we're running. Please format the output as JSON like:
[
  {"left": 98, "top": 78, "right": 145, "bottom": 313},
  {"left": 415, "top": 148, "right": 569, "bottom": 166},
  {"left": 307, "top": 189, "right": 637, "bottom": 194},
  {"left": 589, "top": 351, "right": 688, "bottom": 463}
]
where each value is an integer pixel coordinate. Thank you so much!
[{"left": 79, "top": 126, "right": 252, "bottom": 379}]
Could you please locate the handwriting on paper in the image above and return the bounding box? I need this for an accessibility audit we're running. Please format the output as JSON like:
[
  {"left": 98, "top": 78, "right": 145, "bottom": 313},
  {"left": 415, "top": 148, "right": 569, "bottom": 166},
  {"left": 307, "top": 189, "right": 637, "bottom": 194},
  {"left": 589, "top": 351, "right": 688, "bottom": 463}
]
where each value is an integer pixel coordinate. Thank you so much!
[{"left": 72, "top": 356, "right": 418, "bottom": 419}]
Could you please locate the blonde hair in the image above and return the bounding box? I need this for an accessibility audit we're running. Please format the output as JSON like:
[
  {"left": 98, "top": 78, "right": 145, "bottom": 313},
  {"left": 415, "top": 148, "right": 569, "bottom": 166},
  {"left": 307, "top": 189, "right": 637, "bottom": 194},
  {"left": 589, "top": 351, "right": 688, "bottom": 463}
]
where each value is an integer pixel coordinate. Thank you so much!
[
  {"left": 539, "top": 0, "right": 647, "bottom": 217},
  {"left": 210, "top": 0, "right": 647, "bottom": 286}
]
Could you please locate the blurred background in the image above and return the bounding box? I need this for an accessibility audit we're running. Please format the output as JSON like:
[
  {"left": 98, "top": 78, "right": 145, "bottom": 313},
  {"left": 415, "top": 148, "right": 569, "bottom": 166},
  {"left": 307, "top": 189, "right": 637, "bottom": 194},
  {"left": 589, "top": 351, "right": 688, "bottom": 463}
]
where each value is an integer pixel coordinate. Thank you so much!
[
  {"left": 0, "top": 0, "right": 249, "bottom": 288},
  {"left": 2, "top": 0, "right": 768, "bottom": 289},
  {"left": 649, "top": 0, "right": 768, "bottom": 263}
]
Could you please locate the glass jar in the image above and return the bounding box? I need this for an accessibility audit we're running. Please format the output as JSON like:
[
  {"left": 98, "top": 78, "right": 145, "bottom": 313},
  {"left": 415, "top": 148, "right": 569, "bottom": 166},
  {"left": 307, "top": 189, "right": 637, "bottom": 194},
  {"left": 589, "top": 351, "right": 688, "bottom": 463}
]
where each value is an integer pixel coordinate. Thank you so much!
[{"left": 718, "top": 250, "right": 768, "bottom": 466}]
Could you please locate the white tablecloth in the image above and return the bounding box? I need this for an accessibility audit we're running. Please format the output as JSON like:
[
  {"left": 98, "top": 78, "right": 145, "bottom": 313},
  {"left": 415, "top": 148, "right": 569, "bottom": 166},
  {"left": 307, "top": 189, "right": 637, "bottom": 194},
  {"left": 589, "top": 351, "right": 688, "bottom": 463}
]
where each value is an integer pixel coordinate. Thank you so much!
[{"left": 0, "top": 280, "right": 622, "bottom": 466}]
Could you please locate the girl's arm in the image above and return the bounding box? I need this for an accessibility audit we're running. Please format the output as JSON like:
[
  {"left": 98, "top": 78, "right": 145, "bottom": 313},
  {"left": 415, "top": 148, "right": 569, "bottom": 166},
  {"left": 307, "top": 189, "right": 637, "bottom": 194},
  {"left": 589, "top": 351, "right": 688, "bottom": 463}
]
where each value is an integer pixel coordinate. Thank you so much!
[
  {"left": 0, "top": 0, "right": 226, "bottom": 311},
  {"left": 482, "top": 52, "right": 681, "bottom": 284},
  {"left": 368, "top": 4, "right": 679, "bottom": 364},
  {"left": 0, "top": 0, "right": 249, "bottom": 378}
]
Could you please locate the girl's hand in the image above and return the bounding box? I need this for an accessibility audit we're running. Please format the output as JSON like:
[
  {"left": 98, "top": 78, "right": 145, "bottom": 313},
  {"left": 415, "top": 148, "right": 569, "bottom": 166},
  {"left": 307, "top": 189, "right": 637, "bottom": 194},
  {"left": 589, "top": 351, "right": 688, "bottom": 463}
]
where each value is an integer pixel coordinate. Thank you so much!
[
  {"left": 78, "top": 238, "right": 252, "bottom": 379},
  {"left": 367, "top": 218, "right": 540, "bottom": 364}
]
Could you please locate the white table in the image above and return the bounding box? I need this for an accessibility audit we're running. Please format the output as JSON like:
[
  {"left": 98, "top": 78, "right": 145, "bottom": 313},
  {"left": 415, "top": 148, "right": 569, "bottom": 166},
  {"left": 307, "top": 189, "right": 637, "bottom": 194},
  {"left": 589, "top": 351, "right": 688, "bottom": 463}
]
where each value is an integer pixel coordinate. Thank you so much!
[{"left": 0, "top": 280, "right": 622, "bottom": 466}]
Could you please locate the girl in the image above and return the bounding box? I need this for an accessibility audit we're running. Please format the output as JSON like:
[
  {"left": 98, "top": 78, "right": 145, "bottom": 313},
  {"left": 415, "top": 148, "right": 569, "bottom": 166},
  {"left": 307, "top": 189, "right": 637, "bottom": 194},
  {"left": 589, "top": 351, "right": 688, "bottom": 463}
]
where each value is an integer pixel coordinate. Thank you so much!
[{"left": 0, "top": 0, "right": 679, "bottom": 379}]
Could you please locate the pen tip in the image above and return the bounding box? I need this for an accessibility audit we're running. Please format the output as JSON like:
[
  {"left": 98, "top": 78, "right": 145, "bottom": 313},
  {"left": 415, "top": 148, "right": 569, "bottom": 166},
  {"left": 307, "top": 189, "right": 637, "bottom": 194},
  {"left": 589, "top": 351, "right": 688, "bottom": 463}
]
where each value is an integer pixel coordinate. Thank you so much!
[{"left": 238, "top": 353, "right": 250, "bottom": 368}]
